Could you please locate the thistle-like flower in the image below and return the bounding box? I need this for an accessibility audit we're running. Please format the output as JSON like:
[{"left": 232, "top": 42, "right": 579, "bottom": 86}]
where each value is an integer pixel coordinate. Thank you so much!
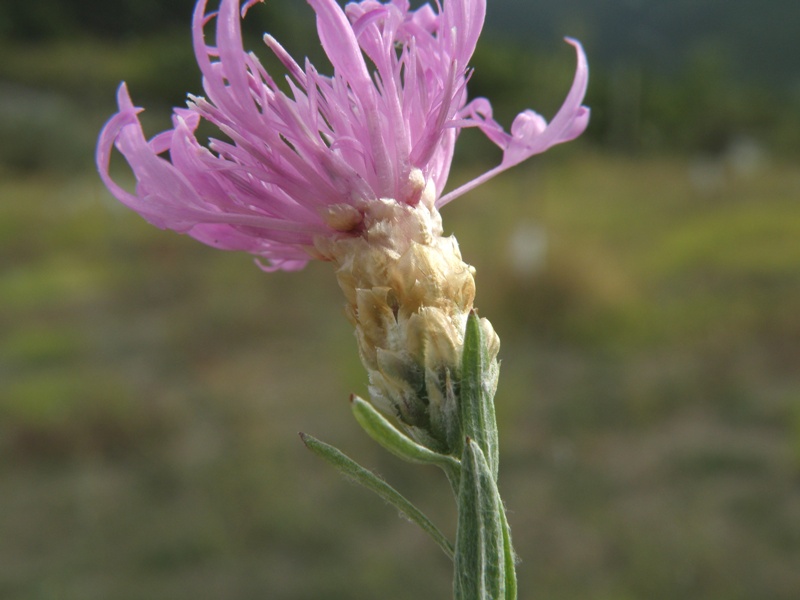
[{"left": 97, "top": 0, "right": 588, "bottom": 454}]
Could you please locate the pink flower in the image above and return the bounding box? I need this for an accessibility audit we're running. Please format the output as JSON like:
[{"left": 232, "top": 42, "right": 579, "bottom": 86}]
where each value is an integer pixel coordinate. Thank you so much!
[{"left": 97, "top": 0, "right": 589, "bottom": 271}]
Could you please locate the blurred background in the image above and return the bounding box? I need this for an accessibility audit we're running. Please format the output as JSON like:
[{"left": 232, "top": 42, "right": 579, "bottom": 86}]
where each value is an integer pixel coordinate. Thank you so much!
[{"left": 1, "top": 0, "right": 799, "bottom": 598}]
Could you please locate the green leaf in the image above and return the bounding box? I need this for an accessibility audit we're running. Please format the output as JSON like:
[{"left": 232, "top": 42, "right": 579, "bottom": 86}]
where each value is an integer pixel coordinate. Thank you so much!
[
  {"left": 351, "top": 394, "right": 462, "bottom": 487},
  {"left": 460, "top": 312, "right": 500, "bottom": 481},
  {"left": 299, "top": 432, "right": 454, "bottom": 560},
  {"left": 454, "top": 438, "right": 505, "bottom": 600},
  {"left": 499, "top": 501, "right": 518, "bottom": 599}
]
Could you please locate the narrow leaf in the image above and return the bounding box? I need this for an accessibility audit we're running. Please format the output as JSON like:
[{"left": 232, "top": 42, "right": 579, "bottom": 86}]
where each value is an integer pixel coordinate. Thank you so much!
[
  {"left": 460, "top": 312, "right": 500, "bottom": 480},
  {"left": 300, "top": 432, "right": 454, "bottom": 560},
  {"left": 454, "top": 438, "right": 505, "bottom": 600},
  {"left": 499, "top": 502, "right": 518, "bottom": 599},
  {"left": 351, "top": 394, "right": 461, "bottom": 486}
]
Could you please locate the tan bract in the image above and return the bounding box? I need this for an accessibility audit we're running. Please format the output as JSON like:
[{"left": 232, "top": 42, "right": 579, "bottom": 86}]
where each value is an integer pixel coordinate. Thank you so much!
[{"left": 315, "top": 172, "right": 499, "bottom": 452}]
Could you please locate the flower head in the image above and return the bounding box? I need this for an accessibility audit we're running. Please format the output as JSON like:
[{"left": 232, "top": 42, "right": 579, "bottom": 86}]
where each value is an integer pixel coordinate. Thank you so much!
[{"left": 97, "top": 0, "right": 588, "bottom": 272}]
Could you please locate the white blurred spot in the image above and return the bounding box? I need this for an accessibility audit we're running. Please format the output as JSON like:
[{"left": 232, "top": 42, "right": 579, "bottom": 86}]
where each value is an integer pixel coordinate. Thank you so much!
[
  {"left": 507, "top": 222, "right": 548, "bottom": 277},
  {"left": 726, "top": 136, "right": 766, "bottom": 178},
  {"left": 688, "top": 136, "right": 768, "bottom": 193}
]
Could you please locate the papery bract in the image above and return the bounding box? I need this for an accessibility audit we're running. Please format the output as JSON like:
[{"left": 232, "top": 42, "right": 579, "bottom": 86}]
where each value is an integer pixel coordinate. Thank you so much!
[{"left": 97, "top": 0, "right": 589, "bottom": 271}]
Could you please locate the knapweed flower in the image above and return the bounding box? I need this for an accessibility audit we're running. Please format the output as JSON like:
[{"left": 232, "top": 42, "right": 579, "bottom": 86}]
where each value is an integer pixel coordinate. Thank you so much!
[{"left": 97, "top": 0, "right": 588, "bottom": 453}]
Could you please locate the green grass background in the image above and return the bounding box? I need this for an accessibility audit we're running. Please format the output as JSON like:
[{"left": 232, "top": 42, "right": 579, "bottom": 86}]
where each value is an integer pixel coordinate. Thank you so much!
[{"left": 1, "top": 11, "right": 800, "bottom": 600}]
